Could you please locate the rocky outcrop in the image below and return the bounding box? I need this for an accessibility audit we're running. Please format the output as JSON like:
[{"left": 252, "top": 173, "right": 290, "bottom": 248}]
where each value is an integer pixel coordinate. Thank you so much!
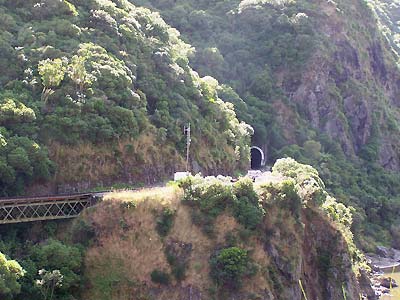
[
  {"left": 359, "top": 270, "right": 378, "bottom": 300},
  {"left": 367, "top": 246, "right": 400, "bottom": 271},
  {"left": 379, "top": 277, "right": 398, "bottom": 289},
  {"left": 300, "top": 208, "right": 361, "bottom": 300},
  {"left": 289, "top": 0, "right": 400, "bottom": 169}
]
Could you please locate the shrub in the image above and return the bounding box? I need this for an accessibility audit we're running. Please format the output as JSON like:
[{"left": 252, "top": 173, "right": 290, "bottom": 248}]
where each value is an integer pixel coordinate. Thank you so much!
[
  {"left": 0, "top": 251, "right": 25, "bottom": 298},
  {"left": 280, "top": 180, "right": 302, "bottom": 218},
  {"left": 29, "top": 239, "right": 83, "bottom": 295},
  {"left": 171, "top": 262, "right": 186, "bottom": 281},
  {"left": 164, "top": 242, "right": 191, "bottom": 282},
  {"left": 120, "top": 200, "right": 136, "bottom": 211},
  {"left": 209, "top": 247, "right": 253, "bottom": 289},
  {"left": 150, "top": 269, "right": 170, "bottom": 285},
  {"left": 156, "top": 208, "right": 176, "bottom": 237},
  {"left": 181, "top": 176, "right": 265, "bottom": 233},
  {"left": 232, "top": 178, "right": 265, "bottom": 229},
  {"left": 70, "top": 219, "right": 95, "bottom": 246}
]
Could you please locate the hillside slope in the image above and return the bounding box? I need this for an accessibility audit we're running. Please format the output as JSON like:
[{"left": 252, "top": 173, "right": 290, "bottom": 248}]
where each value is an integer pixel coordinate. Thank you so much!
[
  {"left": 132, "top": 0, "right": 400, "bottom": 248},
  {"left": 0, "top": 0, "right": 251, "bottom": 196},
  {"left": 136, "top": 0, "right": 400, "bottom": 168}
]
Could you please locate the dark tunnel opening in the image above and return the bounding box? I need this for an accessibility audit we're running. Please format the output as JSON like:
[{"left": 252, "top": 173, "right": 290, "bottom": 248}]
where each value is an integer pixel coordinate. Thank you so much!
[{"left": 251, "top": 147, "right": 263, "bottom": 170}]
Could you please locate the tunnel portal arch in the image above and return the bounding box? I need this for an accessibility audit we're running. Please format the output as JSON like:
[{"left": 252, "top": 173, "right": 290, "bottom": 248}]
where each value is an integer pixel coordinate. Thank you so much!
[{"left": 250, "top": 146, "right": 265, "bottom": 170}]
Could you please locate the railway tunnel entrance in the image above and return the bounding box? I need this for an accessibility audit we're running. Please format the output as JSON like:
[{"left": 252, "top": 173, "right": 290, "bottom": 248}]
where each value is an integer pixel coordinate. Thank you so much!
[{"left": 250, "top": 146, "right": 265, "bottom": 170}]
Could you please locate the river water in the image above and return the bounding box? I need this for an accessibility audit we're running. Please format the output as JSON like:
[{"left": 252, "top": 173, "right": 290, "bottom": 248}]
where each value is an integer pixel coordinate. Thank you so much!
[{"left": 381, "top": 272, "right": 400, "bottom": 300}]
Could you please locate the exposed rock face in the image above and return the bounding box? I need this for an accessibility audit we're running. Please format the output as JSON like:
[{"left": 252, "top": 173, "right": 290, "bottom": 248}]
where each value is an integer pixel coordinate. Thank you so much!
[
  {"left": 300, "top": 208, "right": 361, "bottom": 300},
  {"left": 376, "top": 246, "right": 392, "bottom": 258},
  {"left": 288, "top": 0, "right": 400, "bottom": 169},
  {"left": 262, "top": 205, "right": 379, "bottom": 300},
  {"left": 358, "top": 270, "right": 378, "bottom": 300},
  {"left": 379, "top": 277, "right": 398, "bottom": 289}
]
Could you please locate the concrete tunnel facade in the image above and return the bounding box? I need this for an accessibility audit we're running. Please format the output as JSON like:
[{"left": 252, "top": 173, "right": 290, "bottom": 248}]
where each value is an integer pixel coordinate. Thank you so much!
[{"left": 250, "top": 146, "right": 265, "bottom": 169}]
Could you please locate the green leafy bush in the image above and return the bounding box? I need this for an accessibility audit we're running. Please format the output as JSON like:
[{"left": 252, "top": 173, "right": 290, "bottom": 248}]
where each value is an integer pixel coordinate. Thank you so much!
[
  {"left": 29, "top": 239, "right": 83, "bottom": 297},
  {"left": 180, "top": 175, "right": 234, "bottom": 233},
  {"left": 209, "top": 247, "right": 253, "bottom": 289},
  {"left": 232, "top": 178, "right": 265, "bottom": 229},
  {"left": 165, "top": 251, "right": 187, "bottom": 281},
  {"left": 120, "top": 200, "right": 137, "bottom": 211},
  {"left": 0, "top": 251, "right": 25, "bottom": 299},
  {"left": 156, "top": 208, "right": 176, "bottom": 237},
  {"left": 180, "top": 175, "right": 265, "bottom": 233},
  {"left": 0, "top": 130, "right": 53, "bottom": 195}
]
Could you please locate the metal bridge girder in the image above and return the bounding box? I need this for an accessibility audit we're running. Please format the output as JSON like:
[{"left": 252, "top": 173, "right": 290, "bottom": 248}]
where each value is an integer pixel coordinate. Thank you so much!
[{"left": 0, "top": 195, "right": 94, "bottom": 224}]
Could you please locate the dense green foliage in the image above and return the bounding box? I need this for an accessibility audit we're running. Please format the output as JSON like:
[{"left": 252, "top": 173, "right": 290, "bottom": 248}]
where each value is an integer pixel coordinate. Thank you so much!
[
  {"left": 136, "top": 0, "right": 317, "bottom": 149},
  {"left": 0, "top": 252, "right": 24, "bottom": 299},
  {"left": 232, "top": 178, "right": 265, "bottom": 229},
  {"left": 0, "top": 224, "right": 84, "bottom": 300},
  {"left": 209, "top": 246, "right": 252, "bottom": 289},
  {"left": 0, "top": 0, "right": 251, "bottom": 195},
  {"left": 180, "top": 176, "right": 265, "bottom": 234}
]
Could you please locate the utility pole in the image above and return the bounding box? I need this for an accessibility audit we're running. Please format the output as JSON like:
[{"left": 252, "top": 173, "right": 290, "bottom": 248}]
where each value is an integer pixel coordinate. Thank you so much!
[{"left": 184, "top": 123, "right": 191, "bottom": 173}]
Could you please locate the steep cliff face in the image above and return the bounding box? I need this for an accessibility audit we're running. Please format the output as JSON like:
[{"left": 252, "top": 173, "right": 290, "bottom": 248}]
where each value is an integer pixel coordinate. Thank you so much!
[
  {"left": 80, "top": 199, "right": 361, "bottom": 300},
  {"left": 75, "top": 159, "right": 368, "bottom": 300},
  {"left": 289, "top": 0, "right": 400, "bottom": 169},
  {"left": 301, "top": 208, "right": 361, "bottom": 300}
]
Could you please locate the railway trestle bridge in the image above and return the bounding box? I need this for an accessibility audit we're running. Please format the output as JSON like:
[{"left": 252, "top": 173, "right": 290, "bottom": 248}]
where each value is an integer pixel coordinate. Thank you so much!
[{"left": 0, "top": 193, "right": 101, "bottom": 224}]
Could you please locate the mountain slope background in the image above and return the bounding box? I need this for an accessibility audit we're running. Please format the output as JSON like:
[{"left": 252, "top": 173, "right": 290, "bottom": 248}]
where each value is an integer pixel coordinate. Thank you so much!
[{"left": 132, "top": 0, "right": 400, "bottom": 249}]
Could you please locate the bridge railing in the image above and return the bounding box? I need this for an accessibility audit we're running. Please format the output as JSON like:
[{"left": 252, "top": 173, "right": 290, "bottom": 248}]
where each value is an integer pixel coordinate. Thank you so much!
[{"left": 0, "top": 194, "right": 99, "bottom": 224}]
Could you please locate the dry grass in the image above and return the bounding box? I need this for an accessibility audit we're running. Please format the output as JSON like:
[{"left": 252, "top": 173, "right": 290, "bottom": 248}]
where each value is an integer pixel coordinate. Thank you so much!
[
  {"left": 48, "top": 132, "right": 185, "bottom": 186},
  {"left": 82, "top": 186, "right": 275, "bottom": 300},
  {"left": 83, "top": 187, "right": 182, "bottom": 300},
  {"left": 104, "top": 186, "right": 181, "bottom": 207}
]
